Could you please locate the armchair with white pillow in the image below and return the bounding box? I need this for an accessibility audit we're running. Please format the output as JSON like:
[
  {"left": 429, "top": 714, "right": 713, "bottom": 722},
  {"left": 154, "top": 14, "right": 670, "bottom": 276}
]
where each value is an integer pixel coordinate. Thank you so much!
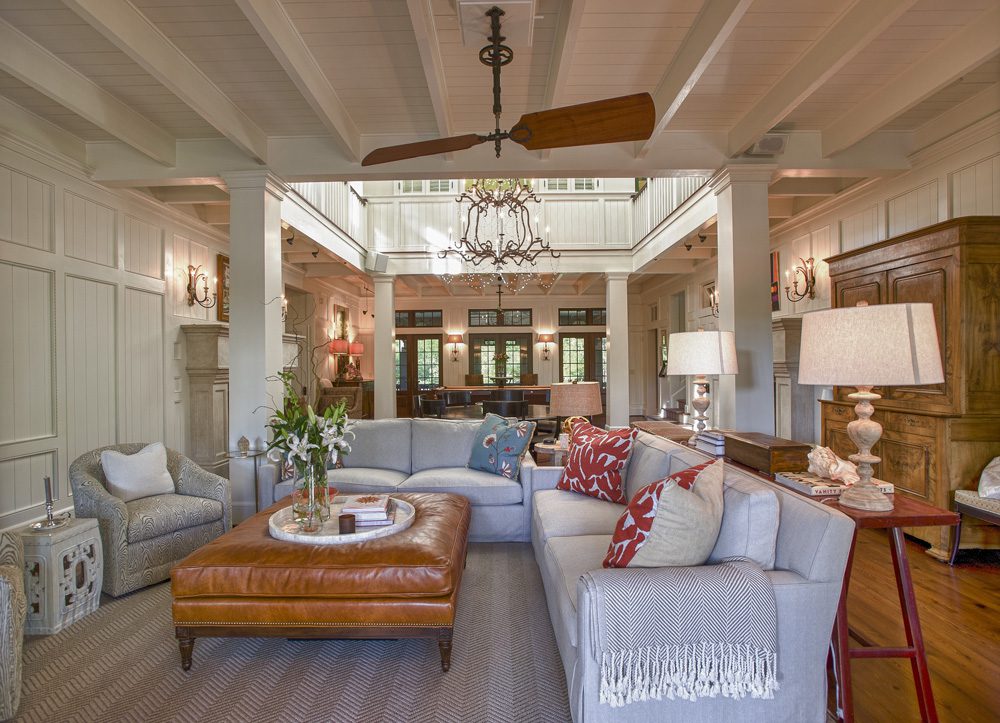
[{"left": 69, "top": 443, "right": 231, "bottom": 597}]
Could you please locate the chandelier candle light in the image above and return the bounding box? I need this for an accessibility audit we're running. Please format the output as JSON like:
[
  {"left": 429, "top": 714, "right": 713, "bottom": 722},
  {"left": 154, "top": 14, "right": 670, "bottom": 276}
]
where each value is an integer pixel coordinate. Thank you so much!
[
  {"left": 798, "top": 302, "right": 943, "bottom": 511},
  {"left": 666, "top": 330, "right": 739, "bottom": 443}
]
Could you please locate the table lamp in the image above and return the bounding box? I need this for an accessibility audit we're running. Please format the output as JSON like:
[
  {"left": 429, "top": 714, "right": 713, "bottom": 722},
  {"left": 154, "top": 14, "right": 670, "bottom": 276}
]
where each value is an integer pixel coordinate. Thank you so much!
[
  {"left": 549, "top": 381, "right": 603, "bottom": 437},
  {"left": 665, "top": 330, "right": 738, "bottom": 442},
  {"left": 798, "top": 302, "right": 943, "bottom": 511}
]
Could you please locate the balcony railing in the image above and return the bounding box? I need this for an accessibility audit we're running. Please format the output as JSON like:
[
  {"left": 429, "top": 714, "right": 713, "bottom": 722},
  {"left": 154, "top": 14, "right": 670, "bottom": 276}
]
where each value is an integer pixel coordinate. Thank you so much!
[
  {"left": 288, "top": 181, "right": 367, "bottom": 244},
  {"left": 631, "top": 176, "right": 709, "bottom": 246}
]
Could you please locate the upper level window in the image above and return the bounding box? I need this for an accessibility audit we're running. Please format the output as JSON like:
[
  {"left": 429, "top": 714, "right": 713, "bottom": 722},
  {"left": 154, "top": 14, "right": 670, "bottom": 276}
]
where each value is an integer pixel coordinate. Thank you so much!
[
  {"left": 469, "top": 308, "right": 533, "bottom": 327},
  {"left": 396, "top": 180, "right": 457, "bottom": 195},
  {"left": 542, "top": 178, "right": 601, "bottom": 192},
  {"left": 395, "top": 310, "right": 442, "bottom": 328},
  {"left": 559, "top": 308, "right": 607, "bottom": 326}
]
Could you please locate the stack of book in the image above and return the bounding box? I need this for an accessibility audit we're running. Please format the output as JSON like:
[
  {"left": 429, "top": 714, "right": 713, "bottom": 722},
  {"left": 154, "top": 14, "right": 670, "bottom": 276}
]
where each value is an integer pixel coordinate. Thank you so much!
[
  {"left": 693, "top": 431, "right": 726, "bottom": 456},
  {"left": 774, "top": 472, "right": 894, "bottom": 497},
  {"left": 341, "top": 494, "right": 395, "bottom": 527}
]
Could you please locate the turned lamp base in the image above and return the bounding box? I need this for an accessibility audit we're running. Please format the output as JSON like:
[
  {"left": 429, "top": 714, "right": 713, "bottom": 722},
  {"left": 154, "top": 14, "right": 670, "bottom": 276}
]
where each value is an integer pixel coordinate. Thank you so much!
[
  {"left": 688, "top": 375, "right": 711, "bottom": 444},
  {"left": 839, "top": 481, "right": 894, "bottom": 512},
  {"left": 841, "top": 385, "right": 895, "bottom": 512}
]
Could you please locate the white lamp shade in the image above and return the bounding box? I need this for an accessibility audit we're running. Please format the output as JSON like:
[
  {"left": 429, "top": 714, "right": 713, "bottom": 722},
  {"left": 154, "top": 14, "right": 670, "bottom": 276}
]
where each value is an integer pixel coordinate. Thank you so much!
[
  {"left": 549, "top": 382, "right": 603, "bottom": 417},
  {"left": 798, "top": 303, "right": 943, "bottom": 386},
  {"left": 665, "top": 331, "right": 739, "bottom": 376}
]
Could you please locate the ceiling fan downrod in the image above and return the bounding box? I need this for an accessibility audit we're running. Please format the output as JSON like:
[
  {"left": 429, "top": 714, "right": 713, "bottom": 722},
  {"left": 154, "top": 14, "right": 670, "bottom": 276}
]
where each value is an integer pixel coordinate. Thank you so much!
[{"left": 480, "top": 6, "right": 516, "bottom": 158}]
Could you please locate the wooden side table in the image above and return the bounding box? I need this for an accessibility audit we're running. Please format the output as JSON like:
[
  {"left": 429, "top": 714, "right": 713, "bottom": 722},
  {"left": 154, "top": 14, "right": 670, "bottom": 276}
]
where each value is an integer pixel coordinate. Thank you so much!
[
  {"left": 534, "top": 441, "right": 568, "bottom": 467},
  {"left": 19, "top": 517, "right": 103, "bottom": 634},
  {"left": 824, "top": 494, "right": 959, "bottom": 723}
]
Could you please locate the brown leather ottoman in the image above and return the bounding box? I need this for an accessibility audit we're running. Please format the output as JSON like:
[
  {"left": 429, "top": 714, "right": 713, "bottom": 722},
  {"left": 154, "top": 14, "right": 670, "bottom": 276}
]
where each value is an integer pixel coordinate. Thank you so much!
[{"left": 171, "top": 492, "right": 471, "bottom": 672}]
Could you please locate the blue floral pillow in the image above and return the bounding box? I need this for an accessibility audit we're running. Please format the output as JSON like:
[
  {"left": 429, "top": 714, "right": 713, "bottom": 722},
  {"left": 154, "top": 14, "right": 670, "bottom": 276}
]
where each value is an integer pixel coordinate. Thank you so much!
[{"left": 468, "top": 413, "right": 536, "bottom": 479}]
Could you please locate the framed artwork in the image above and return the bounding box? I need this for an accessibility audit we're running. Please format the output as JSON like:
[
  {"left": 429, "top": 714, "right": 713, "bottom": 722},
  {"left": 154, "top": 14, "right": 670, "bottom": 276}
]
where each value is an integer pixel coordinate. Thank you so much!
[
  {"left": 217, "top": 254, "right": 230, "bottom": 322},
  {"left": 700, "top": 281, "right": 716, "bottom": 310},
  {"left": 333, "top": 304, "right": 348, "bottom": 340},
  {"left": 770, "top": 251, "right": 781, "bottom": 311}
]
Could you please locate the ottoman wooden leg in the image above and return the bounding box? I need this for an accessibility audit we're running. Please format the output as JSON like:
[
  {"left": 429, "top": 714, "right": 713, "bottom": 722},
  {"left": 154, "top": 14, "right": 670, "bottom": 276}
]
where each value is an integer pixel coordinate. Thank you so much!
[
  {"left": 438, "top": 632, "right": 453, "bottom": 672},
  {"left": 179, "top": 637, "right": 195, "bottom": 671}
]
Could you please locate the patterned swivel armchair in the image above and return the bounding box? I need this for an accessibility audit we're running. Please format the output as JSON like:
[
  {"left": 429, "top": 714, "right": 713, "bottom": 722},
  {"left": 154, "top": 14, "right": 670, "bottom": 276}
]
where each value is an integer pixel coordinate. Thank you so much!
[
  {"left": 0, "top": 532, "right": 25, "bottom": 719},
  {"left": 70, "top": 444, "right": 231, "bottom": 597}
]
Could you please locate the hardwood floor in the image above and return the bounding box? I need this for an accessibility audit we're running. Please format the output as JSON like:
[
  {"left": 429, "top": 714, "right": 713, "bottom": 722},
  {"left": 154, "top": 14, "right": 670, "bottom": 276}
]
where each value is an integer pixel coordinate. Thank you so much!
[{"left": 831, "top": 529, "right": 1000, "bottom": 722}]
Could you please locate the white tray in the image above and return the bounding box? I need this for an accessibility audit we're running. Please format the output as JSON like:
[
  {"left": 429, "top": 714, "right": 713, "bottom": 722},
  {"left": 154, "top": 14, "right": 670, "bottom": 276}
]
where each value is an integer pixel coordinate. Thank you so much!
[{"left": 268, "top": 497, "right": 415, "bottom": 545}]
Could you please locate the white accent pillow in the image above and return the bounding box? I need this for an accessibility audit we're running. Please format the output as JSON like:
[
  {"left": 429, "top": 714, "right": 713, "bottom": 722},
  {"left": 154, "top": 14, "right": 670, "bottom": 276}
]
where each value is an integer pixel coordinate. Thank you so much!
[
  {"left": 979, "top": 457, "right": 1000, "bottom": 499},
  {"left": 100, "top": 442, "right": 175, "bottom": 502}
]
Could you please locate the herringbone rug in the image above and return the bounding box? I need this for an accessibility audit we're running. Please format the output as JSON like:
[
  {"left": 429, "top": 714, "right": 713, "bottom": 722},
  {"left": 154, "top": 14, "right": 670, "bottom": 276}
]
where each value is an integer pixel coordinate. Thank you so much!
[{"left": 15, "top": 543, "right": 571, "bottom": 723}]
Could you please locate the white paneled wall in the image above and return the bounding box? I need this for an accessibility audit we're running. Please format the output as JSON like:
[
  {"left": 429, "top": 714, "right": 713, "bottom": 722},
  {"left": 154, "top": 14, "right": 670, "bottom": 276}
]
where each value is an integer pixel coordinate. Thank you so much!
[
  {"left": 839, "top": 205, "right": 880, "bottom": 252},
  {"left": 887, "top": 180, "right": 939, "bottom": 237},
  {"left": 0, "top": 138, "right": 237, "bottom": 529},
  {"left": 951, "top": 153, "right": 1000, "bottom": 215}
]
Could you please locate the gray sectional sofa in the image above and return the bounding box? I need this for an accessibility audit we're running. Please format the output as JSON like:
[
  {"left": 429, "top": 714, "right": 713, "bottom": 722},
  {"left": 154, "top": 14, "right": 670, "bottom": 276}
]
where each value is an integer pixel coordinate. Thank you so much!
[
  {"left": 260, "top": 419, "right": 855, "bottom": 722},
  {"left": 263, "top": 418, "right": 538, "bottom": 542}
]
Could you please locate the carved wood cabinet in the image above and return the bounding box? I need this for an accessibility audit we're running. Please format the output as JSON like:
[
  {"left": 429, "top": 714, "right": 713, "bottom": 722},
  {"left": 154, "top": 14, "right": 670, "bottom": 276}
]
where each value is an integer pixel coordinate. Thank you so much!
[{"left": 820, "top": 217, "right": 1000, "bottom": 560}]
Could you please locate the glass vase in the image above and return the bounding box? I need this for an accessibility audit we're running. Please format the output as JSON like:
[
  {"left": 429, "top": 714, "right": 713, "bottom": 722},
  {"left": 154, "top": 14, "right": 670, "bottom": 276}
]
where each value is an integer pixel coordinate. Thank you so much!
[{"left": 292, "top": 464, "right": 328, "bottom": 533}]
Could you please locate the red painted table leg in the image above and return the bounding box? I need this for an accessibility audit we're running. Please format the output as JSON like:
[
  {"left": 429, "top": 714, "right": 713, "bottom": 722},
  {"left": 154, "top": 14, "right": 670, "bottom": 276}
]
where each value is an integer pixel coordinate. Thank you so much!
[
  {"left": 832, "top": 530, "right": 858, "bottom": 722},
  {"left": 889, "top": 527, "right": 938, "bottom": 723}
]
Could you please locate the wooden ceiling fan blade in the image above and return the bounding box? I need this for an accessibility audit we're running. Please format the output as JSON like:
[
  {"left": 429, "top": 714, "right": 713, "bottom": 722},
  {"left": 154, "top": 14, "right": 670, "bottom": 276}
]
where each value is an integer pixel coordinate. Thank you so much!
[
  {"left": 361, "top": 134, "right": 485, "bottom": 166},
  {"left": 509, "top": 93, "right": 655, "bottom": 151}
]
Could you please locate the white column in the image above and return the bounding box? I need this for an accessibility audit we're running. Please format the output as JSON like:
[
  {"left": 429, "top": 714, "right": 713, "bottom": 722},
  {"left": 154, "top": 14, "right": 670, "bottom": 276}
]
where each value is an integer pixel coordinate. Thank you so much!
[
  {"left": 223, "top": 170, "right": 287, "bottom": 522},
  {"left": 710, "top": 165, "right": 775, "bottom": 433},
  {"left": 373, "top": 274, "right": 396, "bottom": 419},
  {"left": 605, "top": 272, "right": 630, "bottom": 428}
]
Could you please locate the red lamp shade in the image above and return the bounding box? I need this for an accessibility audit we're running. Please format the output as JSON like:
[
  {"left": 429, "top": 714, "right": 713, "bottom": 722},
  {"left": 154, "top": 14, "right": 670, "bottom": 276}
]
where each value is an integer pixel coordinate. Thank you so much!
[
  {"left": 349, "top": 341, "right": 364, "bottom": 356},
  {"left": 329, "top": 338, "right": 349, "bottom": 354}
]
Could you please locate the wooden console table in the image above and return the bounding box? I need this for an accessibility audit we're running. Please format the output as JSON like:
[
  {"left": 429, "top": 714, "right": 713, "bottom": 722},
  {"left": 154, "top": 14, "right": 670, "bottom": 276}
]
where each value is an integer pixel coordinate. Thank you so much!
[{"left": 826, "top": 494, "right": 959, "bottom": 723}]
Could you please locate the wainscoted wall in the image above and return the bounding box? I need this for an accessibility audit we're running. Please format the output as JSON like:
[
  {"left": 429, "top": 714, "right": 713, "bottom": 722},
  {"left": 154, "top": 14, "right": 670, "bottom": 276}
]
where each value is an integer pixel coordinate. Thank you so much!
[{"left": 0, "top": 139, "right": 233, "bottom": 530}]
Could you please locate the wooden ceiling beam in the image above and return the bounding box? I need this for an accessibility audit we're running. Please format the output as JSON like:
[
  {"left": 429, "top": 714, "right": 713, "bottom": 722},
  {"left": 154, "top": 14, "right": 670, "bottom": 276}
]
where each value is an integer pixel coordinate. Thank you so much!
[
  {"left": 822, "top": 7, "right": 1000, "bottom": 157},
  {"left": 405, "top": 0, "right": 453, "bottom": 158},
  {"left": 63, "top": 0, "right": 268, "bottom": 163},
  {"left": 637, "top": 0, "right": 751, "bottom": 158},
  {"left": 151, "top": 186, "right": 229, "bottom": 205},
  {"left": 0, "top": 19, "right": 175, "bottom": 166},
  {"left": 234, "top": 0, "right": 360, "bottom": 161},
  {"left": 537, "top": 0, "right": 586, "bottom": 160},
  {"left": 727, "top": 0, "right": 917, "bottom": 158}
]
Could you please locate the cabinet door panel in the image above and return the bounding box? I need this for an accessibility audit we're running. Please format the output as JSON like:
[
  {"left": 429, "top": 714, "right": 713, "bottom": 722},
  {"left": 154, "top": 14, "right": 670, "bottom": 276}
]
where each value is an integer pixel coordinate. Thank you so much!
[
  {"left": 878, "top": 435, "right": 932, "bottom": 499},
  {"left": 832, "top": 271, "right": 886, "bottom": 402}
]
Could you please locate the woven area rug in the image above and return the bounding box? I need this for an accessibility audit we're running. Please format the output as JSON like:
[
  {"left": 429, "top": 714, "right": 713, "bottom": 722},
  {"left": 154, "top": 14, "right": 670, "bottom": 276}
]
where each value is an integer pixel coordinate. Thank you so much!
[{"left": 15, "top": 543, "right": 571, "bottom": 723}]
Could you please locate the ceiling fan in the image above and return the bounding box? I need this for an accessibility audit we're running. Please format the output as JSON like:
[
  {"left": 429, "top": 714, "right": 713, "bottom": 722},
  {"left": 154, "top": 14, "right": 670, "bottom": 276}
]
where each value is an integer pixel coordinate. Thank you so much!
[{"left": 361, "top": 6, "right": 655, "bottom": 167}]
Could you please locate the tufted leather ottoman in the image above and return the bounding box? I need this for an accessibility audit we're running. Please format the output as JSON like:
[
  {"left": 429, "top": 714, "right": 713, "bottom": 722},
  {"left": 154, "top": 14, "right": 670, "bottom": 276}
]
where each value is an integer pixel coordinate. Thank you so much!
[{"left": 171, "top": 492, "right": 471, "bottom": 672}]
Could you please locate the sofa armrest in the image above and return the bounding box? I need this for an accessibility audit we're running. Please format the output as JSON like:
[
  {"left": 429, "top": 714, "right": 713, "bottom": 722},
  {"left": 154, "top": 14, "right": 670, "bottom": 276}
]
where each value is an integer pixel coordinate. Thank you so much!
[
  {"left": 530, "top": 465, "right": 563, "bottom": 491},
  {"left": 176, "top": 458, "right": 232, "bottom": 530}
]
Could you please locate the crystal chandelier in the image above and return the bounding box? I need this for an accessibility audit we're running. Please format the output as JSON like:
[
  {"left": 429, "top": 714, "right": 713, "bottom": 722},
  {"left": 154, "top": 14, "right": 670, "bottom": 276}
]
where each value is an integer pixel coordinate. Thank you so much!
[
  {"left": 440, "top": 179, "right": 560, "bottom": 268},
  {"left": 441, "top": 271, "right": 542, "bottom": 294}
]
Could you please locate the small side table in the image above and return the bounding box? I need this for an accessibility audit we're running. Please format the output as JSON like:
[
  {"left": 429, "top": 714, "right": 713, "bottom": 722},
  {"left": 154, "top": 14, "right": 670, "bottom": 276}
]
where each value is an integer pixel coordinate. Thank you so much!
[
  {"left": 534, "top": 441, "right": 568, "bottom": 467},
  {"left": 825, "top": 494, "right": 959, "bottom": 723},
  {"left": 225, "top": 449, "right": 267, "bottom": 512},
  {"left": 19, "top": 517, "right": 103, "bottom": 634}
]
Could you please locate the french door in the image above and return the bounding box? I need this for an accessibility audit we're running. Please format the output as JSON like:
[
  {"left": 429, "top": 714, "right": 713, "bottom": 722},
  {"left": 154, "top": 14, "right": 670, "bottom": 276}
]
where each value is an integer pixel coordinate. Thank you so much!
[
  {"left": 395, "top": 334, "right": 442, "bottom": 416},
  {"left": 559, "top": 332, "right": 606, "bottom": 388}
]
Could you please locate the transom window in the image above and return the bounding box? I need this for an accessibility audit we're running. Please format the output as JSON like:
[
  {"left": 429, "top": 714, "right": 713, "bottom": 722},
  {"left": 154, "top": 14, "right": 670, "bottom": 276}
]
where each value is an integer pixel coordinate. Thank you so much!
[
  {"left": 542, "top": 178, "right": 601, "bottom": 192},
  {"left": 395, "top": 310, "right": 442, "bottom": 328},
  {"left": 559, "top": 308, "right": 606, "bottom": 326},
  {"left": 468, "top": 308, "right": 532, "bottom": 327},
  {"left": 396, "top": 180, "right": 457, "bottom": 195}
]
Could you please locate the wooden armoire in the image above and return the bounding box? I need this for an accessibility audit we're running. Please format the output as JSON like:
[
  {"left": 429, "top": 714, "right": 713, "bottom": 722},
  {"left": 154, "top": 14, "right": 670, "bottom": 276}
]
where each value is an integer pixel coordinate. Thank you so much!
[{"left": 820, "top": 217, "right": 1000, "bottom": 561}]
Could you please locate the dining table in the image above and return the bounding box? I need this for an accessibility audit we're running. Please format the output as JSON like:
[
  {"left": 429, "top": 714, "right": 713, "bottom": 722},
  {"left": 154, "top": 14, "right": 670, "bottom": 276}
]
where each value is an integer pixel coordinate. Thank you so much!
[{"left": 441, "top": 403, "right": 553, "bottom": 422}]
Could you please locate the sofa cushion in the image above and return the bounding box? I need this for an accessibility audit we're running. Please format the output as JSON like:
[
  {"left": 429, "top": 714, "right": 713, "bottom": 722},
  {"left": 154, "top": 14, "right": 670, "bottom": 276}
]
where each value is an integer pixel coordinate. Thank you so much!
[
  {"left": 604, "top": 460, "right": 723, "bottom": 568},
  {"left": 557, "top": 421, "right": 637, "bottom": 503},
  {"left": 532, "top": 489, "right": 624, "bottom": 543},
  {"left": 467, "top": 414, "right": 535, "bottom": 480},
  {"left": 325, "top": 467, "right": 408, "bottom": 494},
  {"left": 623, "top": 431, "right": 680, "bottom": 501},
  {"left": 399, "top": 468, "right": 523, "bottom": 506},
  {"left": 707, "top": 467, "right": 780, "bottom": 570},
  {"left": 411, "top": 419, "right": 482, "bottom": 472},
  {"left": 125, "top": 493, "right": 223, "bottom": 543},
  {"left": 101, "top": 442, "right": 175, "bottom": 502},
  {"left": 342, "top": 419, "right": 411, "bottom": 474},
  {"left": 541, "top": 535, "right": 611, "bottom": 648}
]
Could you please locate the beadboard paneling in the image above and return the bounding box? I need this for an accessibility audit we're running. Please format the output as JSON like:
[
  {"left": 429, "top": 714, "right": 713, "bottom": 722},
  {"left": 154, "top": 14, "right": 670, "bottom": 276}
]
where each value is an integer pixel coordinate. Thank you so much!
[
  {"left": 124, "top": 215, "right": 164, "bottom": 279},
  {"left": 399, "top": 200, "right": 453, "bottom": 250},
  {"left": 0, "top": 163, "right": 53, "bottom": 251},
  {"left": 543, "top": 199, "right": 603, "bottom": 246},
  {"left": 64, "top": 191, "right": 117, "bottom": 268},
  {"left": 170, "top": 234, "right": 212, "bottom": 320},
  {"left": 0, "top": 261, "right": 54, "bottom": 445},
  {"left": 0, "top": 450, "right": 58, "bottom": 517},
  {"left": 839, "top": 205, "right": 880, "bottom": 252},
  {"left": 950, "top": 153, "right": 1000, "bottom": 216},
  {"left": 64, "top": 275, "right": 117, "bottom": 462},
  {"left": 887, "top": 181, "right": 938, "bottom": 237},
  {"left": 368, "top": 200, "right": 397, "bottom": 250},
  {"left": 604, "top": 199, "right": 632, "bottom": 246},
  {"left": 123, "top": 287, "right": 164, "bottom": 444}
]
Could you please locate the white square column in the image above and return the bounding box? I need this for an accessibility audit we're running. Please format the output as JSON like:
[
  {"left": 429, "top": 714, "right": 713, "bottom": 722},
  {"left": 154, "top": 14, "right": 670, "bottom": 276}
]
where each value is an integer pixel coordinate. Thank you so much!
[
  {"left": 605, "top": 272, "right": 631, "bottom": 428},
  {"left": 222, "top": 170, "right": 287, "bottom": 521},
  {"left": 710, "top": 165, "right": 775, "bottom": 433},
  {"left": 373, "top": 274, "right": 396, "bottom": 419}
]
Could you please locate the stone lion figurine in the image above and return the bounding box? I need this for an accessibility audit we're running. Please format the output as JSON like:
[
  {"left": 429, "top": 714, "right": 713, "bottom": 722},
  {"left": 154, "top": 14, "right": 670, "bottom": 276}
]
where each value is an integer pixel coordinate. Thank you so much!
[{"left": 807, "top": 446, "right": 860, "bottom": 485}]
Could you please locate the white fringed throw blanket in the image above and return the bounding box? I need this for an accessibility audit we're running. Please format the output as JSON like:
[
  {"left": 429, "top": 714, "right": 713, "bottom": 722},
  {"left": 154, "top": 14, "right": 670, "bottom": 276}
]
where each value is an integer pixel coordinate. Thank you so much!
[{"left": 583, "top": 559, "right": 779, "bottom": 707}]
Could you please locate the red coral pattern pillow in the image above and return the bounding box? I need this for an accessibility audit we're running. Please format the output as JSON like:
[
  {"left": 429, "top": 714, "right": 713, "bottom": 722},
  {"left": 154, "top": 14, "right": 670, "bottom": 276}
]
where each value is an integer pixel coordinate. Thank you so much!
[
  {"left": 556, "top": 420, "right": 637, "bottom": 503},
  {"left": 603, "top": 460, "right": 715, "bottom": 568}
]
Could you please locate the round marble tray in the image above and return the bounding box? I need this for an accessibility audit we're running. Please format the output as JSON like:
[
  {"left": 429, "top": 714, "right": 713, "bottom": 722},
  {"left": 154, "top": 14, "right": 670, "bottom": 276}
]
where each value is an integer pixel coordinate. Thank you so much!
[{"left": 268, "top": 497, "right": 415, "bottom": 545}]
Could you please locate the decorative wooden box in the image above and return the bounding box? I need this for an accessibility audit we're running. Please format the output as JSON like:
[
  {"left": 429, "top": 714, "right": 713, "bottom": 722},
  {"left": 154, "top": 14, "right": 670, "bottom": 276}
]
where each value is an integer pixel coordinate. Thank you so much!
[{"left": 722, "top": 432, "right": 811, "bottom": 474}]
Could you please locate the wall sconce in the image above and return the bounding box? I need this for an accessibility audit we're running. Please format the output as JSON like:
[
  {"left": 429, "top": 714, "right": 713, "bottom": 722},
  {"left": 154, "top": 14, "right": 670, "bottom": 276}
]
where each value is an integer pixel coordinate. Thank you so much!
[
  {"left": 186, "top": 265, "right": 216, "bottom": 308},
  {"left": 537, "top": 332, "right": 554, "bottom": 360},
  {"left": 784, "top": 257, "right": 817, "bottom": 302},
  {"left": 329, "top": 338, "right": 349, "bottom": 355},
  {"left": 709, "top": 289, "right": 719, "bottom": 318},
  {"left": 447, "top": 333, "right": 464, "bottom": 362}
]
